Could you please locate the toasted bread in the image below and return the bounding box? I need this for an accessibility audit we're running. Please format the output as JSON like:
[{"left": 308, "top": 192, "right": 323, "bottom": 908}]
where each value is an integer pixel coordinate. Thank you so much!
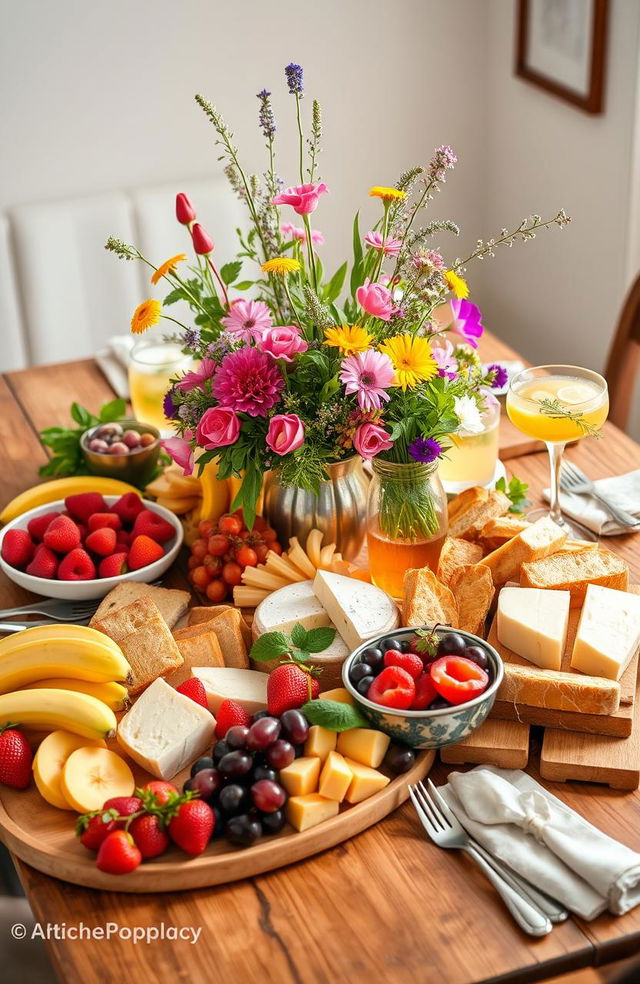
[
  {"left": 479, "top": 515, "right": 566, "bottom": 587},
  {"left": 176, "top": 607, "right": 249, "bottom": 670},
  {"left": 448, "top": 486, "right": 488, "bottom": 523},
  {"left": 402, "top": 568, "right": 458, "bottom": 628},
  {"left": 449, "top": 565, "right": 495, "bottom": 636},
  {"left": 92, "top": 596, "right": 183, "bottom": 695},
  {"left": 448, "top": 488, "right": 511, "bottom": 542},
  {"left": 498, "top": 663, "right": 620, "bottom": 715},
  {"left": 188, "top": 605, "right": 252, "bottom": 648},
  {"left": 520, "top": 548, "right": 629, "bottom": 607},
  {"left": 437, "top": 538, "right": 483, "bottom": 586},
  {"left": 478, "top": 516, "right": 531, "bottom": 552},
  {"left": 91, "top": 582, "right": 190, "bottom": 630},
  {"left": 167, "top": 632, "right": 225, "bottom": 687}
]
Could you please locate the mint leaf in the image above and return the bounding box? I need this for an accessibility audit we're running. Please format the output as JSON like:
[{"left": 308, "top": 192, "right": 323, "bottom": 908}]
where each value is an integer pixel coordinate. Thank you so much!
[
  {"left": 70, "top": 402, "right": 96, "bottom": 428},
  {"left": 99, "top": 398, "right": 127, "bottom": 422},
  {"left": 250, "top": 632, "right": 291, "bottom": 662},
  {"left": 290, "top": 650, "right": 311, "bottom": 664},
  {"left": 290, "top": 623, "right": 309, "bottom": 651},
  {"left": 304, "top": 626, "right": 337, "bottom": 653},
  {"left": 300, "top": 699, "right": 368, "bottom": 732},
  {"left": 496, "top": 475, "right": 530, "bottom": 514}
]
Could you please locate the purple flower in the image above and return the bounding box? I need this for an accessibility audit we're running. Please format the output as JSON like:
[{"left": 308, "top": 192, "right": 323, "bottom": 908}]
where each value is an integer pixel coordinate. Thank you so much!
[
  {"left": 431, "top": 339, "right": 458, "bottom": 380},
  {"left": 162, "top": 387, "right": 179, "bottom": 421},
  {"left": 285, "top": 63, "right": 304, "bottom": 96},
  {"left": 184, "top": 328, "right": 201, "bottom": 351},
  {"left": 409, "top": 437, "right": 443, "bottom": 463},
  {"left": 450, "top": 298, "right": 484, "bottom": 349},
  {"left": 257, "top": 89, "right": 276, "bottom": 140},
  {"left": 488, "top": 363, "right": 509, "bottom": 389},
  {"left": 429, "top": 145, "right": 457, "bottom": 180}
]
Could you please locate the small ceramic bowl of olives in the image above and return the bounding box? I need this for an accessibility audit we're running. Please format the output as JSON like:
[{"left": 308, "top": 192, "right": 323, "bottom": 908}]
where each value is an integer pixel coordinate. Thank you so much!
[{"left": 81, "top": 419, "right": 160, "bottom": 486}]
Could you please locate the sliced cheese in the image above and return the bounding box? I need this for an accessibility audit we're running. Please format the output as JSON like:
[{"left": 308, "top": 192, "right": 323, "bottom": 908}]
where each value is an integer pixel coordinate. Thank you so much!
[
  {"left": 192, "top": 666, "right": 268, "bottom": 713},
  {"left": 304, "top": 725, "right": 337, "bottom": 761},
  {"left": 241, "top": 567, "right": 290, "bottom": 591},
  {"left": 116, "top": 678, "right": 216, "bottom": 780},
  {"left": 264, "top": 550, "right": 307, "bottom": 583},
  {"left": 318, "top": 751, "right": 353, "bottom": 802},
  {"left": 286, "top": 538, "right": 317, "bottom": 579},
  {"left": 286, "top": 793, "right": 340, "bottom": 831},
  {"left": 253, "top": 580, "right": 331, "bottom": 639},
  {"left": 312, "top": 570, "right": 399, "bottom": 652},
  {"left": 279, "top": 756, "right": 321, "bottom": 796},
  {"left": 343, "top": 758, "right": 390, "bottom": 803},
  {"left": 571, "top": 584, "right": 640, "bottom": 681},
  {"left": 497, "top": 587, "right": 570, "bottom": 671},
  {"left": 336, "top": 728, "right": 390, "bottom": 769}
]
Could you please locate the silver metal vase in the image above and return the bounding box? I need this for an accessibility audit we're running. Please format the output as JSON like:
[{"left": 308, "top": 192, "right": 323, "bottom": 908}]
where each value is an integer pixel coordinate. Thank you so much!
[{"left": 262, "top": 456, "right": 370, "bottom": 561}]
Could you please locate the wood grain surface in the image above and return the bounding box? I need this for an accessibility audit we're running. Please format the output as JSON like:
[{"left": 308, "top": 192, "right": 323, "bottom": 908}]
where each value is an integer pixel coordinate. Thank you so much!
[{"left": 439, "top": 718, "right": 531, "bottom": 769}]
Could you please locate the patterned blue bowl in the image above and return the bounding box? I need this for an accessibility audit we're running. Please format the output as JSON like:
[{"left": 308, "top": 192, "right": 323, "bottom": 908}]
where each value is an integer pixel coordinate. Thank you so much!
[{"left": 342, "top": 627, "right": 503, "bottom": 750}]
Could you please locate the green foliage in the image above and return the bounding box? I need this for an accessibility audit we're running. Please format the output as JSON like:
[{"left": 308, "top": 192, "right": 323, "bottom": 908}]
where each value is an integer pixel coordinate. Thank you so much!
[
  {"left": 495, "top": 475, "right": 530, "bottom": 514},
  {"left": 300, "top": 699, "right": 368, "bottom": 732},
  {"left": 39, "top": 399, "right": 127, "bottom": 479}
]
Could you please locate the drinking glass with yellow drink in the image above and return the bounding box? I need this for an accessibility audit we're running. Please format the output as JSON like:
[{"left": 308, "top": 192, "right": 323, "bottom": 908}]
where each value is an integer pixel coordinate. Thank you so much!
[
  {"left": 129, "top": 339, "right": 194, "bottom": 436},
  {"left": 438, "top": 396, "right": 500, "bottom": 490},
  {"left": 506, "top": 365, "right": 608, "bottom": 534}
]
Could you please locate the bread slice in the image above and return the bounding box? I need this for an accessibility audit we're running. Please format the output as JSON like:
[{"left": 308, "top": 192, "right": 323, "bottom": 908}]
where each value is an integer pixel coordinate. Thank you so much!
[
  {"left": 166, "top": 631, "right": 225, "bottom": 687},
  {"left": 92, "top": 596, "right": 183, "bottom": 695},
  {"left": 498, "top": 663, "right": 620, "bottom": 715},
  {"left": 479, "top": 516, "right": 567, "bottom": 588},
  {"left": 176, "top": 608, "right": 249, "bottom": 670},
  {"left": 188, "top": 605, "right": 252, "bottom": 648},
  {"left": 402, "top": 568, "right": 458, "bottom": 628},
  {"left": 91, "top": 582, "right": 190, "bottom": 630},
  {"left": 520, "top": 548, "right": 629, "bottom": 607},
  {"left": 437, "top": 538, "right": 483, "bottom": 586},
  {"left": 478, "top": 516, "right": 531, "bottom": 552},
  {"left": 448, "top": 488, "right": 511, "bottom": 542},
  {"left": 449, "top": 565, "right": 494, "bottom": 636},
  {"left": 447, "top": 486, "right": 487, "bottom": 523}
]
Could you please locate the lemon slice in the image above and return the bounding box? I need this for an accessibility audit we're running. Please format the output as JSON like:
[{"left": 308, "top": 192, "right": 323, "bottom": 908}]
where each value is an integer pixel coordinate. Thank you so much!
[
  {"left": 529, "top": 390, "right": 552, "bottom": 403},
  {"left": 556, "top": 383, "right": 595, "bottom": 405}
]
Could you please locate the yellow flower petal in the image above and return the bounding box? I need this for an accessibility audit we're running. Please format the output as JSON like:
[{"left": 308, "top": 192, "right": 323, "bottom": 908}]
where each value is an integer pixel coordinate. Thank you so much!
[
  {"left": 151, "top": 254, "right": 187, "bottom": 285},
  {"left": 261, "top": 257, "right": 301, "bottom": 275},
  {"left": 369, "top": 186, "right": 406, "bottom": 201},
  {"left": 323, "top": 324, "right": 374, "bottom": 356},
  {"left": 131, "top": 299, "right": 161, "bottom": 335},
  {"left": 379, "top": 333, "right": 437, "bottom": 390},
  {"left": 444, "top": 269, "right": 469, "bottom": 299}
]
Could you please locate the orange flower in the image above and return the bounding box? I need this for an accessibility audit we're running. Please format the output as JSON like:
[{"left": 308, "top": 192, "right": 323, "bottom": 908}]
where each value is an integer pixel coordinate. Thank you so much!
[
  {"left": 131, "top": 299, "right": 161, "bottom": 334},
  {"left": 151, "top": 254, "right": 186, "bottom": 285}
]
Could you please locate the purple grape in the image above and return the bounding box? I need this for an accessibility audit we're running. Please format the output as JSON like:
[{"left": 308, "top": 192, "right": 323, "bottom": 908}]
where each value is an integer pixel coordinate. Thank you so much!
[
  {"left": 437, "top": 632, "right": 467, "bottom": 657},
  {"left": 225, "top": 725, "right": 250, "bottom": 749},
  {"left": 429, "top": 697, "right": 450, "bottom": 710},
  {"left": 350, "top": 662, "right": 372, "bottom": 684},
  {"left": 122, "top": 429, "right": 141, "bottom": 449},
  {"left": 383, "top": 745, "right": 415, "bottom": 775},
  {"left": 190, "top": 768, "right": 221, "bottom": 803},
  {"left": 253, "top": 765, "right": 278, "bottom": 783},
  {"left": 246, "top": 717, "right": 281, "bottom": 751},
  {"left": 279, "top": 709, "right": 310, "bottom": 745},
  {"left": 190, "top": 756, "right": 214, "bottom": 776},
  {"left": 88, "top": 438, "right": 109, "bottom": 453},
  {"left": 108, "top": 441, "right": 129, "bottom": 455},
  {"left": 261, "top": 809, "right": 286, "bottom": 835},
  {"left": 212, "top": 739, "right": 230, "bottom": 762},
  {"left": 218, "top": 784, "right": 249, "bottom": 816},
  {"left": 265, "top": 739, "right": 295, "bottom": 769},
  {"left": 356, "top": 675, "right": 375, "bottom": 696},
  {"left": 463, "top": 645, "right": 489, "bottom": 671},
  {"left": 225, "top": 813, "right": 262, "bottom": 847},
  {"left": 218, "top": 750, "right": 253, "bottom": 779},
  {"left": 251, "top": 780, "right": 287, "bottom": 813}
]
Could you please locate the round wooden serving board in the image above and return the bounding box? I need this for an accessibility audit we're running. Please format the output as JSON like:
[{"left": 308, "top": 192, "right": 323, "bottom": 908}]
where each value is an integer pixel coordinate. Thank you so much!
[{"left": 0, "top": 750, "right": 434, "bottom": 893}]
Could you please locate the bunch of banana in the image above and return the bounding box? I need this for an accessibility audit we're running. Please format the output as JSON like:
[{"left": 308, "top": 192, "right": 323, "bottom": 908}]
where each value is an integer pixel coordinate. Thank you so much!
[
  {"left": 0, "top": 477, "right": 139, "bottom": 525},
  {"left": 0, "top": 624, "right": 131, "bottom": 739},
  {"left": 145, "top": 460, "right": 230, "bottom": 522}
]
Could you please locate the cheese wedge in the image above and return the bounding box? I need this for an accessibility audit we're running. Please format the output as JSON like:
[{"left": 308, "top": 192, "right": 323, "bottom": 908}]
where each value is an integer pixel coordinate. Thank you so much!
[
  {"left": 497, "top": 587, "right": 570, "bottom": 671},
  {"left": 343, "top": 758, "right": 390, "bottom": 803},
  {"left": 571, "top": 584, "right": 640, "bottom": 681},
  {"left": 286, "top": 793, "right": 340, "bottom": 831},
  {"left": 317, "top": 687, "right": 354, "bottom": 706},
  {"left": 337, "top": 728, "right": 390, "bottom": 768},
  {"left": 318, "top": 751, "right": 353, "bottom": 802},
  {"left": 253, "top": 580, "right": 331, "bottom": 639},
  {"left": 304, "top": 725, "right": 337, "bottom": 761},
  {"left": 191, "top": 666, "right": 268, "bottom": 714},
  {"left": 312, "top": 570, "right": 399, "bottom": 651},
  {"left": 117, "top": 678, "right": 216, "bottom": 780},
  {"left": 279, "top": 756, "right": 321, "bottom": 796}
]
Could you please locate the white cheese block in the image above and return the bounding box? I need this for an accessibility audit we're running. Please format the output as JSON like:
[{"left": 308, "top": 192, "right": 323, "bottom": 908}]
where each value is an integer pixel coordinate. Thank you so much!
[
  {"left": 497, "top": 587, "right": 570, "bottom": 671},
  {"left": 571, "top": 584, "right": 640, "bottom": 681},
  {"left": 253, "top": 580, "right": 331, "bottom": 640},
  {"left": 192, "top": 666, "right": 268, "bottom": 713},
  {"left": 312, "top": 570, "right": 399, "bottom": 652},
  {"left": 117, "top": 678, "right": 216, "bottom": 781}
]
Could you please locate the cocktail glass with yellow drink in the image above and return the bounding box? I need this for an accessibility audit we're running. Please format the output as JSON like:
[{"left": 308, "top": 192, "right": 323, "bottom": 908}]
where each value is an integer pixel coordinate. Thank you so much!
[
  {"left": 129, "top": 339, "right": 194, "bottom": 436},
  {"left": 506, "top": 365, "right": 608, "bottom": 535}
]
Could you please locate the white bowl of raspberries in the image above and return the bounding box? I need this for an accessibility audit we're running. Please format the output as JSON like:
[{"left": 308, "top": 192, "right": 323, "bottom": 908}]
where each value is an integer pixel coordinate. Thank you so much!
[{"left": 0, "top": 492, "right": 184, "bottom": 600}]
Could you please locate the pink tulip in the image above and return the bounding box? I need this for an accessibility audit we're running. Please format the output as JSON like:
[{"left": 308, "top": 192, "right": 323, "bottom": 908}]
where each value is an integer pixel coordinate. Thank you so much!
[
  {"left": 160, "top": 437, "right": 195, "bottom": 476},
  {"left": 196, "top": 406, "right": 240, "bottom": 449},
  {"left": 176, "top": 193, "right": 196, "bottom": 225},
  {"left": 353, "top": 422, "right": 394, "bottom": 459},
  {"left": 356, "top": 279, "right": 394, "bottom": 321},
  {"left": 191, "top": 223, "right": 214, "bottom": 255},
  {"left": 266, "top": 414, "right": 305, "bottom": 455},
  {"left": 272, "top": 182, "right": 328, "bottom": 216},
  {"left": 260, "top": 325, "right": 308, "bottom": 363}
]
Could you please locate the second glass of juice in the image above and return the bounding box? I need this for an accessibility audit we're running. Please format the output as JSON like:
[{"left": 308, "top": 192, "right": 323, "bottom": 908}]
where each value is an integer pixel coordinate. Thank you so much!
[{"left": 129, "top": 339, "right": 194, "bottom": 435}]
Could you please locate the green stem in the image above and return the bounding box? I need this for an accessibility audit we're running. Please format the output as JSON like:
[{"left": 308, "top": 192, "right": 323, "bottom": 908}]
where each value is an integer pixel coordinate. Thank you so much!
[
  {"left": 295, "top": 94, "right": 305, "bottom": 186},
  {"left": 206, "top": 255, "right": 229, "bottom": 308},
  {"left": 302, "top": 214, "right": 318, "bottom": 290}
]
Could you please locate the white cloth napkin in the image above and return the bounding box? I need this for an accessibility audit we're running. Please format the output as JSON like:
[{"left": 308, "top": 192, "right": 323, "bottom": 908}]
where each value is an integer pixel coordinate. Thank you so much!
[
  {"left": 543, "top": 469, "right": 640, "bottom": 536},
  {"left": 95, "top": 335, "right": 135, "bottom": 399},
  {"left": 439, "top": 766, "right": 640, "bottom": 920}
]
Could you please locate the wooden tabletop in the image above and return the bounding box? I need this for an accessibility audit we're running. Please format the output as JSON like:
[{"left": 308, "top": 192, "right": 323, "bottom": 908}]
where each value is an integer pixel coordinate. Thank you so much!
[{"left": 2, "top": 335, "right": 640, "bottom": 984}]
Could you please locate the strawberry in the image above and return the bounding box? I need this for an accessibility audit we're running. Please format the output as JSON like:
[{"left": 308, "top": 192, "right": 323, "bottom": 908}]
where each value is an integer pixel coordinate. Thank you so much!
[
  {"left": 43, "top": 515, "right": 81, "bottom": 554},
  {"left": 102, "top": 794, "right": 143, "bottom": 820},
  {"left": 215, "top": 699, "right": 251, "bottom": 738},
  {"left": 132, "top": 509, "right": 175, "bottom": 544},
  {"left": 26, "top": 545, "right": 59, "bottom": 579},
  {"left": 85, "top": 527, "right": 117, "bottom": 556},
  {"left": 140, "top": 781, "right": 178, "bottom": 806},
  {"left": 27, "top": 511, "right": 61, "bottom": 542},
  {"left": 65, "top": 492, "right": 107, "bottom": 523},
  {"left": 87, "top": 512, "right": 122, "bottom": 533},
  {"left": 112, "top": 492, "right": 144, "bottom": 526},
  {"left": 1, "top": 529, "right": 34, "bottom": 569},
  {"left": 98, "top": 552, "right": 128, "bottom": 578},
  {"left": 128, "top": 534, "right": 164, "bottom": 571},
  {"left": 383, "top": 649, "right": 424, "bottom": 681},
  {"left": 129, "top": 813, "right": 170, "bottom": 859},
  {"left": 115, "top": 530, "right": 132, "bottom": 548},
  {"left": 58, "top": 547, "right": 96, "bottom": 581},
  {"left": 0, "top": 725, "right": 32, "bottom": 789},
  {"left": 176, "top": 678, "right": 209, "bottom": 709},
  {"left": 96, "top": 830, "right": 142, "bottom": 874},
  {"left": 267, "top": 663, "right": 320, "bottom": 716},
  {"left": 168, "top": 799, "right": 214, "bottom": 855},
  {"left": 77, "top": 813, "right": 117, "bottom": 852},
  {"left": 411, "top": 672, "right": 438, "bottom": 710}
]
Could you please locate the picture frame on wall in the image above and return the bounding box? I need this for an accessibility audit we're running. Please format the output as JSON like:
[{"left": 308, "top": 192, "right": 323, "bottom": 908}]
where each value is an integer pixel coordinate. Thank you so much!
[{"left": 515, "top": 0, "right": 608, "bottom": 114}]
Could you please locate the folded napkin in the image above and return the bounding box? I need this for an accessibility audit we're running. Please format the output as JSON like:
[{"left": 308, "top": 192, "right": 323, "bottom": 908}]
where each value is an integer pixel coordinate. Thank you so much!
[
  {"left": 95, "top": 335, "right": 136, "bottom": 399},
  {"left": 440, "top": 766, "right": 640, "bottom": 920},
  {"left": 543, "top": 468, "right": 640, "bottom": 536}
]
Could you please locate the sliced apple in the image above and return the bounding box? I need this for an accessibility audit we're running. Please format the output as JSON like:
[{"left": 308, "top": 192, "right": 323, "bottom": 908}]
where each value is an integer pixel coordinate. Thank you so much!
[
  {"left": 33, "top": 731, "right": 107, "bottom": 811},
  {"left": 60, "top": 746, "right": 135, "bottom": 813}
]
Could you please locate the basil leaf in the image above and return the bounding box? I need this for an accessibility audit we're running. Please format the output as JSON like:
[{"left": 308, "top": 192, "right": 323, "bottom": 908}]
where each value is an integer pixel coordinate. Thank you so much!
[
  {"left": 300, "top": 699, "right": 368, "bottom": 732},
  {"left": 99, "top": 398, "right": 127, "bottom": 423},
  {"left": 70, "top": 402, "right": 95, "bottom": 428},
  {"left": 290, "top": 623, "right": 309, "bottom": 651},
  {"left": 304, "top": 626, "right": 337, "bottom": 653},
  {"left": 250, "top": 632, "right": 291, "bottom": 663}
]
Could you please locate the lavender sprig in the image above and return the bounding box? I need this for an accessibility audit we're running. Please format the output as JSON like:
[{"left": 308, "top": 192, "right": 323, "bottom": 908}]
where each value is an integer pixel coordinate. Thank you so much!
[
  {"left": 257, "top": 89, "right": 276, "bottom": 140},
  {"left": 285, "top": 63, "right": 304, "bottom": 96}
]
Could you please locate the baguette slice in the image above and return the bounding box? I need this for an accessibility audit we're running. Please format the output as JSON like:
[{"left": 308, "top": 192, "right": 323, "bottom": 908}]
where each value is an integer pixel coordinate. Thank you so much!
[
  {"left": 437, "top": 538, "right": 483, "bottom": 586},
  {"left": 478, "top": 516, "right": 531, "bottom": 552},
  {"left": 448, "top": 488, "right": 511, "bottom": 542},
  {"left": 520, "top": 548, "right": 629, "bottom": 607},
  {"left": 480, "top": 516, "right": 567, "bottom": 588},
  {"left": 402, "top": 568, "right": 458, "bottom": 628},
  {"left": 498, "top": 663, "right": 620, "bottom": 715},
  {"left": 449, "top": 565, "right": 494, "bottom": 636}
]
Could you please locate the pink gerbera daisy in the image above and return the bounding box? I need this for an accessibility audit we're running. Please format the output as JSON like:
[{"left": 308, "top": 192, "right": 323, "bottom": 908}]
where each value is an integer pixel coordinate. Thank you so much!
[
  {"left": 221, "top": 299, "right": 273, "bottom": 342},
  {"left": 340, "top": 350, "right": 396, "bottom": 411},
  {"left": 212, "top": 347, "right": 284, "bottom": 417},
  {"left": 281, "top": 223, "right": 324, "bottom": 246},
  {"left": 364, "top": 231, "right": 402, "bottom": 257},
  {"left": 175, "top": 358, "right": 217, "bottom": 392}
]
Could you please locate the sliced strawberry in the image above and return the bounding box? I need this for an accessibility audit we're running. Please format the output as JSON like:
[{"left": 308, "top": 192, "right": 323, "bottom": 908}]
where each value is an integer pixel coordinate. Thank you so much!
[
  {"left": 128, "top": 534, "right": 164, "bottom": 571},
  {"left": 43, "top": 515, "right": 81, "bottom": 554},
  {"left": 85, "top": 527, "right": 117, "bottom": 556},
  {"left": 132, "top": 509, "right": 175, "bottom": 544},
  {"left": 58, "top": 547, "right": 96, "bottom": 581},
  {"left": 65, "top": 492, "right": 107, "bottom": 523},
  {"left": 366, "top": 666, "right": 415, "bottom": 710},
  {"left": 1, "top": 529, "right": 34, "bottom": 570},
  {"left": 215, "top": 699, "right": 251, "bottom": 738},
  {"left": 27, "top": 511, "right": 61, "bottom": 542}
]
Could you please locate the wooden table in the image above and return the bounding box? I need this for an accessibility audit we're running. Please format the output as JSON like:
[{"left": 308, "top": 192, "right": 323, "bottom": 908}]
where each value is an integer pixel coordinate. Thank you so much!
[{"left": 1, "top": 335, "right": 640, "bottom": 984}]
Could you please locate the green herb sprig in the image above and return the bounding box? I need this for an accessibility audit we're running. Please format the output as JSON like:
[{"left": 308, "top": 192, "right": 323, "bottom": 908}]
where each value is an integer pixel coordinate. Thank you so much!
[
  {"left": 38, "top": 399, "right": 127, "bottom": 478},
  {"left": 249, "top": 622, "right": 336, "bottom": 666},
  {"left": 537, "top": 398, "right": 601, "bottom": 438},
  {"left": 495, "top": 475, "right": 530, "bottom": 514}
]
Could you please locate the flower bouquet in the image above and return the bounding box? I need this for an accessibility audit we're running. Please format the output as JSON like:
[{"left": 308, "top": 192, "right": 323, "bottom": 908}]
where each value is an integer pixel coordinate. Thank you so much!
[{"left": 107, "top": 62, "right": 569, "bottom": 574}]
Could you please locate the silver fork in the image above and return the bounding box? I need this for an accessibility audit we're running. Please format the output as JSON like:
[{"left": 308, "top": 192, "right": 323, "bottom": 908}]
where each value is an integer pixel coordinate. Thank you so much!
[
  {"left": 560, "top": 461, "right": 638, "bottom": 528},
  {"left": 409, "top": 782, "right": 553, "bottom": 936},
  {"left": 0, "top": 618, "right": 92, "bottom": 633},
  {"left": 0, "top": 598, "right": 100, "bottom": 622}
]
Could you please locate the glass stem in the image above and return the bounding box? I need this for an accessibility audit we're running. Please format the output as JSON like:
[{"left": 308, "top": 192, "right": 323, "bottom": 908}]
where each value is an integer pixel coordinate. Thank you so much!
[{"left": 546, "top": 441, "right": 566, "bottom": 525}]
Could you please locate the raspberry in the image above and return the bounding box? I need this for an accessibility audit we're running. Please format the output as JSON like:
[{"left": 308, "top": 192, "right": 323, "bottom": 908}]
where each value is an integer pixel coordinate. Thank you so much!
[
  {"left": 64, "top": 493, "right": 107, "bottom": 523},
  {"left": 98, "top": 552, "right": 128, "bottom": 578},
  {"left": 383, "top": 650, "right": 424, "bottom": 680},
  {"left": 87, "top": 512, "right": 122, "bottom": 533},
  {"left": 132, "top": 509, "right": 175, "bottom": 544},
  {"left": 1, "top": 529, "right": 35, "bottom": 569},
  {"left": 27, "top": 511, "right": 61, "bottom": 542},
  {"left": 127, "top": 535, "right": 164, "bottom": 570},
  {"left": 58, "top": 548, "right": 96, "bottom": 581},
  {"left": 111, "top": 492, "right": 144, "bottom": 526},
  {"left": 43, "top": 515, "right": 81, "bottom": 554},
  {"left": 215, "top": 699, "right": 251, "bottom": 738},
  {"left": 85, "top": 527, "right": 117, "bottom": 556},
  {"left": 176, "top": 678, "right": 209, "bottom": 709},
  {"left": 26, "top": 545, "right": 59, "bottom": 579}
]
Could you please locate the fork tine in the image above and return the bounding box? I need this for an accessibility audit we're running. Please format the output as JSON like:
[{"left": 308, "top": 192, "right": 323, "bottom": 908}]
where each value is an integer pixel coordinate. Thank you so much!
[
  {"left": 418, "top": 781, "right": 452, "bottom": 830},
  {"left": 426, "top": 778, "right": 457, "bottom": 825},
  {"left": 408, "top": 786, "right": 439, "bottom": 839},
  {"left": 413, "top": 782, "right": 447, "bottom": 831}
]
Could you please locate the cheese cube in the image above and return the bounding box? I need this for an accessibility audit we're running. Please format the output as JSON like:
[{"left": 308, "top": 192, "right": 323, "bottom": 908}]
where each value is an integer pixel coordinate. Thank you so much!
[
  {"left": 318, "top": 751, "right": 353, "bottom": 802},
  {"left": 343, "top": 758, "right": 390, "bottom": 803},
  {"left": 497, "top": 587, "right": 570, "bottom": 670},
  {"left": 286, "top": 793, "right": 340, "bottom": 832},
  {"left": 571, "top": 584, "right": 640, "bottom": 681},
  {"left": 318, "top": 687, "right": 354, "bottom": 706},
  {"left": 312, "top": 570, "right": 399, "bottom": 651},
  {"left": 337, "top": 728, "right": 390, "bottom": 768},
  {"left": 279, "top": 756, "right": 321, "bottom": 796},
  {"left": 304, "top": 725, "right": 337, "bottom": 762}
]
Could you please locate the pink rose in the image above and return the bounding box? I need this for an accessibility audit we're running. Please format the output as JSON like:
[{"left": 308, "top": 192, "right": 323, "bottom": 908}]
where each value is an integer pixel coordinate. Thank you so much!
[
  {"left": 196, "top": 406, "right": 240, "bottom": 449},
  {"left": 353, "top": 422, "right": 394, "bottom": 460},
  {"left": 260, "top": 325, "right": 308, "bottom": 363},
  {"left": 272, "top": 182, "right": 328, "bottom": 215},
  {"left": 160, "top": 436, "right": 194, "bottom": 476},
  {"left": 356, "top": 279, "right": 394, "bottom": 321},
  {"left": 266, "top": 414, "right": 305, "bottom": 455}
]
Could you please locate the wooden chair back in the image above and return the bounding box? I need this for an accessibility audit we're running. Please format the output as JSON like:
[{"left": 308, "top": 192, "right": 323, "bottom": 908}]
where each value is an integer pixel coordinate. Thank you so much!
[{"left": 605, "top": 272, "right": 640, "bottom": 430}]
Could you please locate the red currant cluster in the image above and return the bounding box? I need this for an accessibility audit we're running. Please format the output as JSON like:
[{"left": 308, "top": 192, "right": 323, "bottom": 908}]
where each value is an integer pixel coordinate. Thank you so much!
[{"left": 187, "top": 512, "right": 283, "bottom": 602}]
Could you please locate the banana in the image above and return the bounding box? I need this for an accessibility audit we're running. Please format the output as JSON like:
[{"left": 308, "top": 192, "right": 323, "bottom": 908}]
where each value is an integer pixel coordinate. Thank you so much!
[
  {"left": 0, "top": 688, "right": 117, "bottom": 739},
  {"left": 0, "top": 477, "right": 139, "bottom": 525},
  {"left": 199, "top": 460, "right": 230, "bottom": 522},
  {"left": 0, "top": 626, "right": 131, "bottom": 693},
  {"left": 27, "top": 679, "right": 129, "bottom": 712}
]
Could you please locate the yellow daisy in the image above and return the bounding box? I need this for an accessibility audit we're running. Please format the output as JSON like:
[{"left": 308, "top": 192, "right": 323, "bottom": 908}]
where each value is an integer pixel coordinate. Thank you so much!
[
  {"left": 324, "top": 324, "right": 374, "bottom": 356},
  {"left": 151, "top": 253, "right": 187, "bottom": 285},
  {"left": 131, "top": 299, "right": 161, "bottom": 335},
  {"left": 444, "top": 269, "right": 469, "bottom": 299},
  {"left": 369, "top": 186, "right": 406, "bottom": 201},
  {"left": 379, "top": 334, "right": 437, "bottom": 390},
  {"left": 261, "top": 257, "right": 301, "bottom": 275}
]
